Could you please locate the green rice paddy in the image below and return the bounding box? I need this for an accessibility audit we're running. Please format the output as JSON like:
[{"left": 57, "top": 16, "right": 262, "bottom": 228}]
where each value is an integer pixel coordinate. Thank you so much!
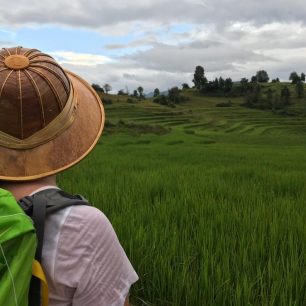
[{"left": 59, "top": 89, "right": 306, "bottom": 306}]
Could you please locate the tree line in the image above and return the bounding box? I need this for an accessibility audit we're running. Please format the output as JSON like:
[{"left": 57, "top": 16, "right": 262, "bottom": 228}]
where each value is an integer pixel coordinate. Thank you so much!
[
  {"left": 192, "top": 65, "right": 305, "bottom": 111},
  {"left": 91, "top": 66, "right": 305, "bottom": 109}
]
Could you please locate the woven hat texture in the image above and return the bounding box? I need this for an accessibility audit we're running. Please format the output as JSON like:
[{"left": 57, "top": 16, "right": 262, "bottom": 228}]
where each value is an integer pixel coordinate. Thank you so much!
[{"left": 0, "top": 47, "right": 105, "bottom": 181}]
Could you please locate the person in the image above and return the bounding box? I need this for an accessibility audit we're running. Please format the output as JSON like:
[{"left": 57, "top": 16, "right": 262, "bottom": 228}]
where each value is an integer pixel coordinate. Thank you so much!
[{"left": 0, "top": 47, "right": 138, "bottom": 306}]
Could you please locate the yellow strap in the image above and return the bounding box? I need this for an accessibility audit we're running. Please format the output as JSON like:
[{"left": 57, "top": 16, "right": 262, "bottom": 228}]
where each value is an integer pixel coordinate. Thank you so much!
[{"left": 32, "top": 260, "right": 49, "bottom": 306}]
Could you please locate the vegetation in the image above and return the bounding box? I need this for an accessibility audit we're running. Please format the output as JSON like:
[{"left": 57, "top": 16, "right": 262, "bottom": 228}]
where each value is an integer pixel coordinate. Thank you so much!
[
  {"left": 91, "top": 83, "right": 104, "bottom": 93},
  {"left": 137, "top": 86, "right": 145, "bottom": 99},
  {"left": 103, "top": 83, "right": 112, "bottom": 94},
  {"left": 256, "top": 70, "right": 269, "bottom": 82},
  {"left": 153, "top": 87, "right": 189, "bottom": 107},
  {"left": 193, "top": 65, "right": 207, "bottom": 90},
  {"left": 118, "top": 89, "right": 128, "bottom": 96},
  {"left": 91, "top": 66, "right": 305, "bottom": 114},
  {"left": 289, "top": 72, "right": 305, "bottom": 84},
  {"left": 59, "top": 86, "right": 306, "bottom": 306},
  {"left": 153, "top": 88, "right": 160, "bottom": 97}
]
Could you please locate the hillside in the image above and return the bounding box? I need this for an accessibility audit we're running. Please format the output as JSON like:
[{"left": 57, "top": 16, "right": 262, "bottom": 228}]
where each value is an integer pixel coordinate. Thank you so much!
[{"left": 98, "top": 83, "right": 306, "bottom": 143}]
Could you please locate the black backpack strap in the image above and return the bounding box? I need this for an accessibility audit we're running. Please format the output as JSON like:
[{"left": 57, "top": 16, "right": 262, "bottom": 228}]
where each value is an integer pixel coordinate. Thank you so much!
[
  {"left": 19, "top": 189, "right": 89, "bottom": 218},
  {"left": 18, "top": 188, "right": 90, "bottom": 306},
  {"left": 45, "top": 191, "right": 88, "bottom": 215},
  {"left": 32, "top": 194, "right": 48, "bottom": 261},
  {"left": 27, "top": 193, "right": 48, "bottom": 306}
]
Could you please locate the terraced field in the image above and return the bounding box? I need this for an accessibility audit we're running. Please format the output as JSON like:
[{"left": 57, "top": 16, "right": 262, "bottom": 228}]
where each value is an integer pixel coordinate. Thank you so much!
[
  {"left": 104, "top": 89, "right": 306, "bottom": 140},
  {"left": 59, "top": 88, "right": 306, "bottom": 306}
]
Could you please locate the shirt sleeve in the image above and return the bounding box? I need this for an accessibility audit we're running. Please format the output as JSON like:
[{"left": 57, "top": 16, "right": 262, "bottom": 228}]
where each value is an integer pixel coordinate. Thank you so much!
[{"left": 54, "top": 205, "right": 138, "bottom": 306}]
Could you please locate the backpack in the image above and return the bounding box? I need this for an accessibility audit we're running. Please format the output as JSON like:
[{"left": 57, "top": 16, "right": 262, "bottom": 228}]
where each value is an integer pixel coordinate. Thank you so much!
[
  {"left": 0, "top": 188, "right": 36, "bottom": 306},
  {"left": 0, "top": 188, "right": 89, "bottom": 306}
]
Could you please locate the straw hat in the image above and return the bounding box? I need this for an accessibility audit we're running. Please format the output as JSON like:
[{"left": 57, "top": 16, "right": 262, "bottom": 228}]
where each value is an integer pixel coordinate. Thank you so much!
[{"left": 0, "top": 47, "right": 105, "bottom": 181}]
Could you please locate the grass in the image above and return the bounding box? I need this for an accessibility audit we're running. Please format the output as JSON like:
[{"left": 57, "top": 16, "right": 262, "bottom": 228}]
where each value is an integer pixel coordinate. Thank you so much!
[{"left": 58, "top": 87, "right": 306, "bottom": 305}]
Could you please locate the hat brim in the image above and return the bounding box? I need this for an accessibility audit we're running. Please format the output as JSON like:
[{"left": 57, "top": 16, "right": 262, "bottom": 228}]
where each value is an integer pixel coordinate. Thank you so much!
[{"left": 0, "top": 71, "right": 105, "bottom": 181}]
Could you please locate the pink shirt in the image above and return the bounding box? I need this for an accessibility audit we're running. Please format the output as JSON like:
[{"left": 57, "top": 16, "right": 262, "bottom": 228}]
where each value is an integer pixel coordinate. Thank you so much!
[{"left": 31, "top": 187, "right": 138, "bottom": 306}]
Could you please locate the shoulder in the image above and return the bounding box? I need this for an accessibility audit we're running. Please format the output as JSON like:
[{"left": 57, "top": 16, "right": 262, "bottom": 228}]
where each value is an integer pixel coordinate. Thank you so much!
[
  {"left": 44, "top": 202, "right": 138, "bottom": 305},
  {"left": 67, "top": 205, "right": 112, "bottom": 227},
  {"left": 62, "top": 205, "right": 119, "bottom": 246},
  {"left": 50, "top": 205, "right": 120, "bottom": 283}
]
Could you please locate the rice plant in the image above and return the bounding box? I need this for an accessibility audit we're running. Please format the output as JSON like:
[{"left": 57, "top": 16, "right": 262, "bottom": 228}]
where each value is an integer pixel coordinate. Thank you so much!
[{"left": 59, "top": 94, "right": 306, "bottom": 306}]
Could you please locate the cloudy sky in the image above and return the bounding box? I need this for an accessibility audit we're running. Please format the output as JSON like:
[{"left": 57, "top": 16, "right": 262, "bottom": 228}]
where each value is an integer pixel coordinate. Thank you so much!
[{"left": 0, "top": 0, "right": 306, "bottom": 93}]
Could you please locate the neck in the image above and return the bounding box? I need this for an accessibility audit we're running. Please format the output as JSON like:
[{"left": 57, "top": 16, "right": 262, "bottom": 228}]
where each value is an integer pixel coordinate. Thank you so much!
[{"left": 0, "top": 176, "right": 57, "bottom": 200}]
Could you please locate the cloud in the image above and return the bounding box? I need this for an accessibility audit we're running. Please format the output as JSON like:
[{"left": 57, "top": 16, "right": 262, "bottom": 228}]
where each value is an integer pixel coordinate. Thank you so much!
[
  {"left": 49, "top": 51, "right": 112, "bottom": 66},
  {"left": 51, "top": 17, "right": 306, "bottom": 92},
  {"left": 124, "top": 42, "right": 268, "bottom": 74},
  {"left": 104, "top": 38, "right": 156, "bottom": 50},
  {"left": 0, "top": 1, "right": 305, "bottom": 92},
  {"left": 59, "top": 58, "right": 192, "bottom": 94},
  {"left": 1, "top": 0, "right": 306, "bottom": 30}
]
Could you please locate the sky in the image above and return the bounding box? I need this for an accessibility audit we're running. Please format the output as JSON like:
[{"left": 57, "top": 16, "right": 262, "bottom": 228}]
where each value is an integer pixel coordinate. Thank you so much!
[{"left": 0, "top": 0, "right": 306, "bottom": 93}]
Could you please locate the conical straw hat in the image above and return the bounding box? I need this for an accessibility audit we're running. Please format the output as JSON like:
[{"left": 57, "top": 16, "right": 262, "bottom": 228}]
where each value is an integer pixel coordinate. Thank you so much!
[{"left": 0, "top": 47, "right": 105, "bottom": 181}]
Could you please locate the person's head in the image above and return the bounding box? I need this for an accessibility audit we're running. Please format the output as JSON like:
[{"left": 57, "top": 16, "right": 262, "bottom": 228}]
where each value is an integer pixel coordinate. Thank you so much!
[{"left": 0, "top": 47, "right": 105, "bottom": 183}]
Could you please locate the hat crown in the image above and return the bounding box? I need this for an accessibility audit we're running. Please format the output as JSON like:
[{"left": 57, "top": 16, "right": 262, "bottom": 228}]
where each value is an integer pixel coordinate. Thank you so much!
[{"left": 0, "top": 47, "right": 70, "bottom": 140}]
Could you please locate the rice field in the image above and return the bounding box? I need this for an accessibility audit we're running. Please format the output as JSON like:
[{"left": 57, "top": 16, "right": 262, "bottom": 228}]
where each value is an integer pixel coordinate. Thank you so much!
[{"left": 58, "top": 91, "right": 306, "bottom": 306}]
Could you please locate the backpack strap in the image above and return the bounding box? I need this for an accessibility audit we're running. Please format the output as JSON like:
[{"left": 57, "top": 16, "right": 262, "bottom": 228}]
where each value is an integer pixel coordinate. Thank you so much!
[
  {"left": 24, "top": 193, "right": 48, "bottom": 306},
  {"left": 32, "top": 193, "right": 47, "bottom": 261},
  {"left": 18, "top": 188, "right": 90, "bottom": 306}
]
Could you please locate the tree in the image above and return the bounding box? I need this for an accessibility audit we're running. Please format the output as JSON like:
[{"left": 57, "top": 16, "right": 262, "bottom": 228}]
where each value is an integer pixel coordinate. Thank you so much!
[
  {"left": 240, "top": 78, "right": 249, "bottom": 94},
  {"left": 224, "top": 78, "right": 233, "bottom": 92},
  {"left": 193, "top": 65, "right": 207, "bottom": 90},
  {"left": 92, "top": 83, "right": 104, "bottom": 93},
  {"left": 301, "top": 73, "right": 306, "bottom": 82},
  {"left": 251, "top": 75, "right": 257, "bottom": 83},
  {"left": 256, "top": 70, "right": 269, "bottom": 83},
  {"left": 213, "top": 78, "right": 219, "bottom": 91},
  {"left": 296, "top": 81, "right": 304, "bottom": 98},
  {"left": 133, "top": 90, "right": 138, "bottom": 97},
  {"left": 117, "top": 89, "right": 127, "bottom": 95},
  {"left": 154, "top": 95, "right": 167, "bottom": 105},
  {"left": 168, "top": 87, "right": 180, "bottom": 104},
  {"left": 103, "top": 83, "right": 112, "bottom": 94},
  {"left": 289, "top": 72, "right": 300, "bottom": 84},
  {"left": 182, "top": 83, "right": 190, "bottom": 89},
  {"left": 153, "top": 88, "right": 160, "bottom": 97},
  {"left": 205, "top": 81, "right": 214, "bottom": 93},
  {"left": 137, "top": 86, "right": 144, "bottom": 99},
  {"left": 167, "top": 87, "right": 188, "bottom": 105},
  {"left": 218, "top": 77, "right": 225, "bottom": 91}
]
